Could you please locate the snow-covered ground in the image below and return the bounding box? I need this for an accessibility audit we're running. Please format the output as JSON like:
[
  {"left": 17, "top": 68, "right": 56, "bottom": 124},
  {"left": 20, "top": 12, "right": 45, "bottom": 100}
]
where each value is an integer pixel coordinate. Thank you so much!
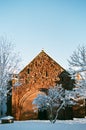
[{"left": 0, "top": 118, "right": 86, "bottom": 130}]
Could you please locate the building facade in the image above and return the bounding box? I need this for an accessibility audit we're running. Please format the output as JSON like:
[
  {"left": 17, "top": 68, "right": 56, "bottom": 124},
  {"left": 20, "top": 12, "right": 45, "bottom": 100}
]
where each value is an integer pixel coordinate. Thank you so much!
[{"left": 12, "top": 50, "right": 74, "bottom": 120}]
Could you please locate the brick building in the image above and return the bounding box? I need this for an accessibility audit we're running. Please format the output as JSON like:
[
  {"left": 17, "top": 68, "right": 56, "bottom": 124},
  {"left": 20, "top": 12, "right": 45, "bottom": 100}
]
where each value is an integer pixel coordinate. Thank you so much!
[{"left": 12, "top": 50, "right": 73, "bottom": 120}]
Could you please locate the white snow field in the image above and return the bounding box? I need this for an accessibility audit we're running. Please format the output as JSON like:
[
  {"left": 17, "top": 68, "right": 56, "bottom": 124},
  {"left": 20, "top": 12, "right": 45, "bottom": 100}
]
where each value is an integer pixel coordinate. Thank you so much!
[{"left": 0, "top": 118, "right": 86, "bottom": 130}]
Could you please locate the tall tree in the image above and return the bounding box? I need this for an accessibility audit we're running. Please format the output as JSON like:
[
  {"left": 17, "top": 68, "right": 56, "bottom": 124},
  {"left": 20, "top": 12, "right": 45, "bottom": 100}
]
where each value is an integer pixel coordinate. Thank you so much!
[
  {"left": 0, "top": 36, "right": 21, "bottom": 117},
  {"left": 68, "top": 45, "right": 86, "bottom": 97},
  {"left": 68, "top": 45, "right": 86, "bottom": 118}
]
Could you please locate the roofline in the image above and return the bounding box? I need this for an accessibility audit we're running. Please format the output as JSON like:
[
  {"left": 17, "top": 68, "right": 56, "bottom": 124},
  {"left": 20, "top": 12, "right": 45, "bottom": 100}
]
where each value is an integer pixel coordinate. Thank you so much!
[{"left": 19, "top": 50, "right": 66, "bottom": 74}]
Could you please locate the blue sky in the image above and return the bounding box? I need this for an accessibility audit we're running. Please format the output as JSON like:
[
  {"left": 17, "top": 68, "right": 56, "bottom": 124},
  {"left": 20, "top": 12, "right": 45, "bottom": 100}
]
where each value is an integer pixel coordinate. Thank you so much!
[{"left": 0, "top": 0, "right": 86, "bottom": 69}]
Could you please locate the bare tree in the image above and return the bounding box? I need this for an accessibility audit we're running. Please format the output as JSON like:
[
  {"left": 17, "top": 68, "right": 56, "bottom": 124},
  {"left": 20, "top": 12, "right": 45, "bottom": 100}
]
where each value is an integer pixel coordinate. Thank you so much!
[
  {"left": 68, "top": 45, "right": 86, "bottom": 97},
  {"left": 0, "top": 36, "right": 21, "bottom": 117},
  {"left": 33, "top": 84, "right": 75, "bottom": 123},
  {"left": 68, "top": 45, "right": 86, "bottom": 118}
]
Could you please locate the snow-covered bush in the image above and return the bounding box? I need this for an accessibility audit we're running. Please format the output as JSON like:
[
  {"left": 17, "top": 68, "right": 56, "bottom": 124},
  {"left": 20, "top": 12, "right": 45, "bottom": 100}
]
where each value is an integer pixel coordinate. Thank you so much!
[{"left": 33, "top": 84, "right": 75, "bottom": 123}]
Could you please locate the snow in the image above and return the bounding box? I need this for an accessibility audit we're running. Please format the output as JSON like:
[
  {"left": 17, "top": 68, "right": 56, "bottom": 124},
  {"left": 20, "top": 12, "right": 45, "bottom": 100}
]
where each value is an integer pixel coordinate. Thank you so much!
[
  {"left": 0, "top": 119, "right": 86, "bottom": 130},
  {"left": 1, "top": 116, "right": 14, "bottom": 120}
]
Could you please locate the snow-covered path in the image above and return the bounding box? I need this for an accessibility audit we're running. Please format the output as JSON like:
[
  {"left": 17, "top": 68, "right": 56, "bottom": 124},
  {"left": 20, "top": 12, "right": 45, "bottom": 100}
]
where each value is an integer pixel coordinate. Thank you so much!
[{"left": 0, "top": 119, "right": 86, "bottom": 130}]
